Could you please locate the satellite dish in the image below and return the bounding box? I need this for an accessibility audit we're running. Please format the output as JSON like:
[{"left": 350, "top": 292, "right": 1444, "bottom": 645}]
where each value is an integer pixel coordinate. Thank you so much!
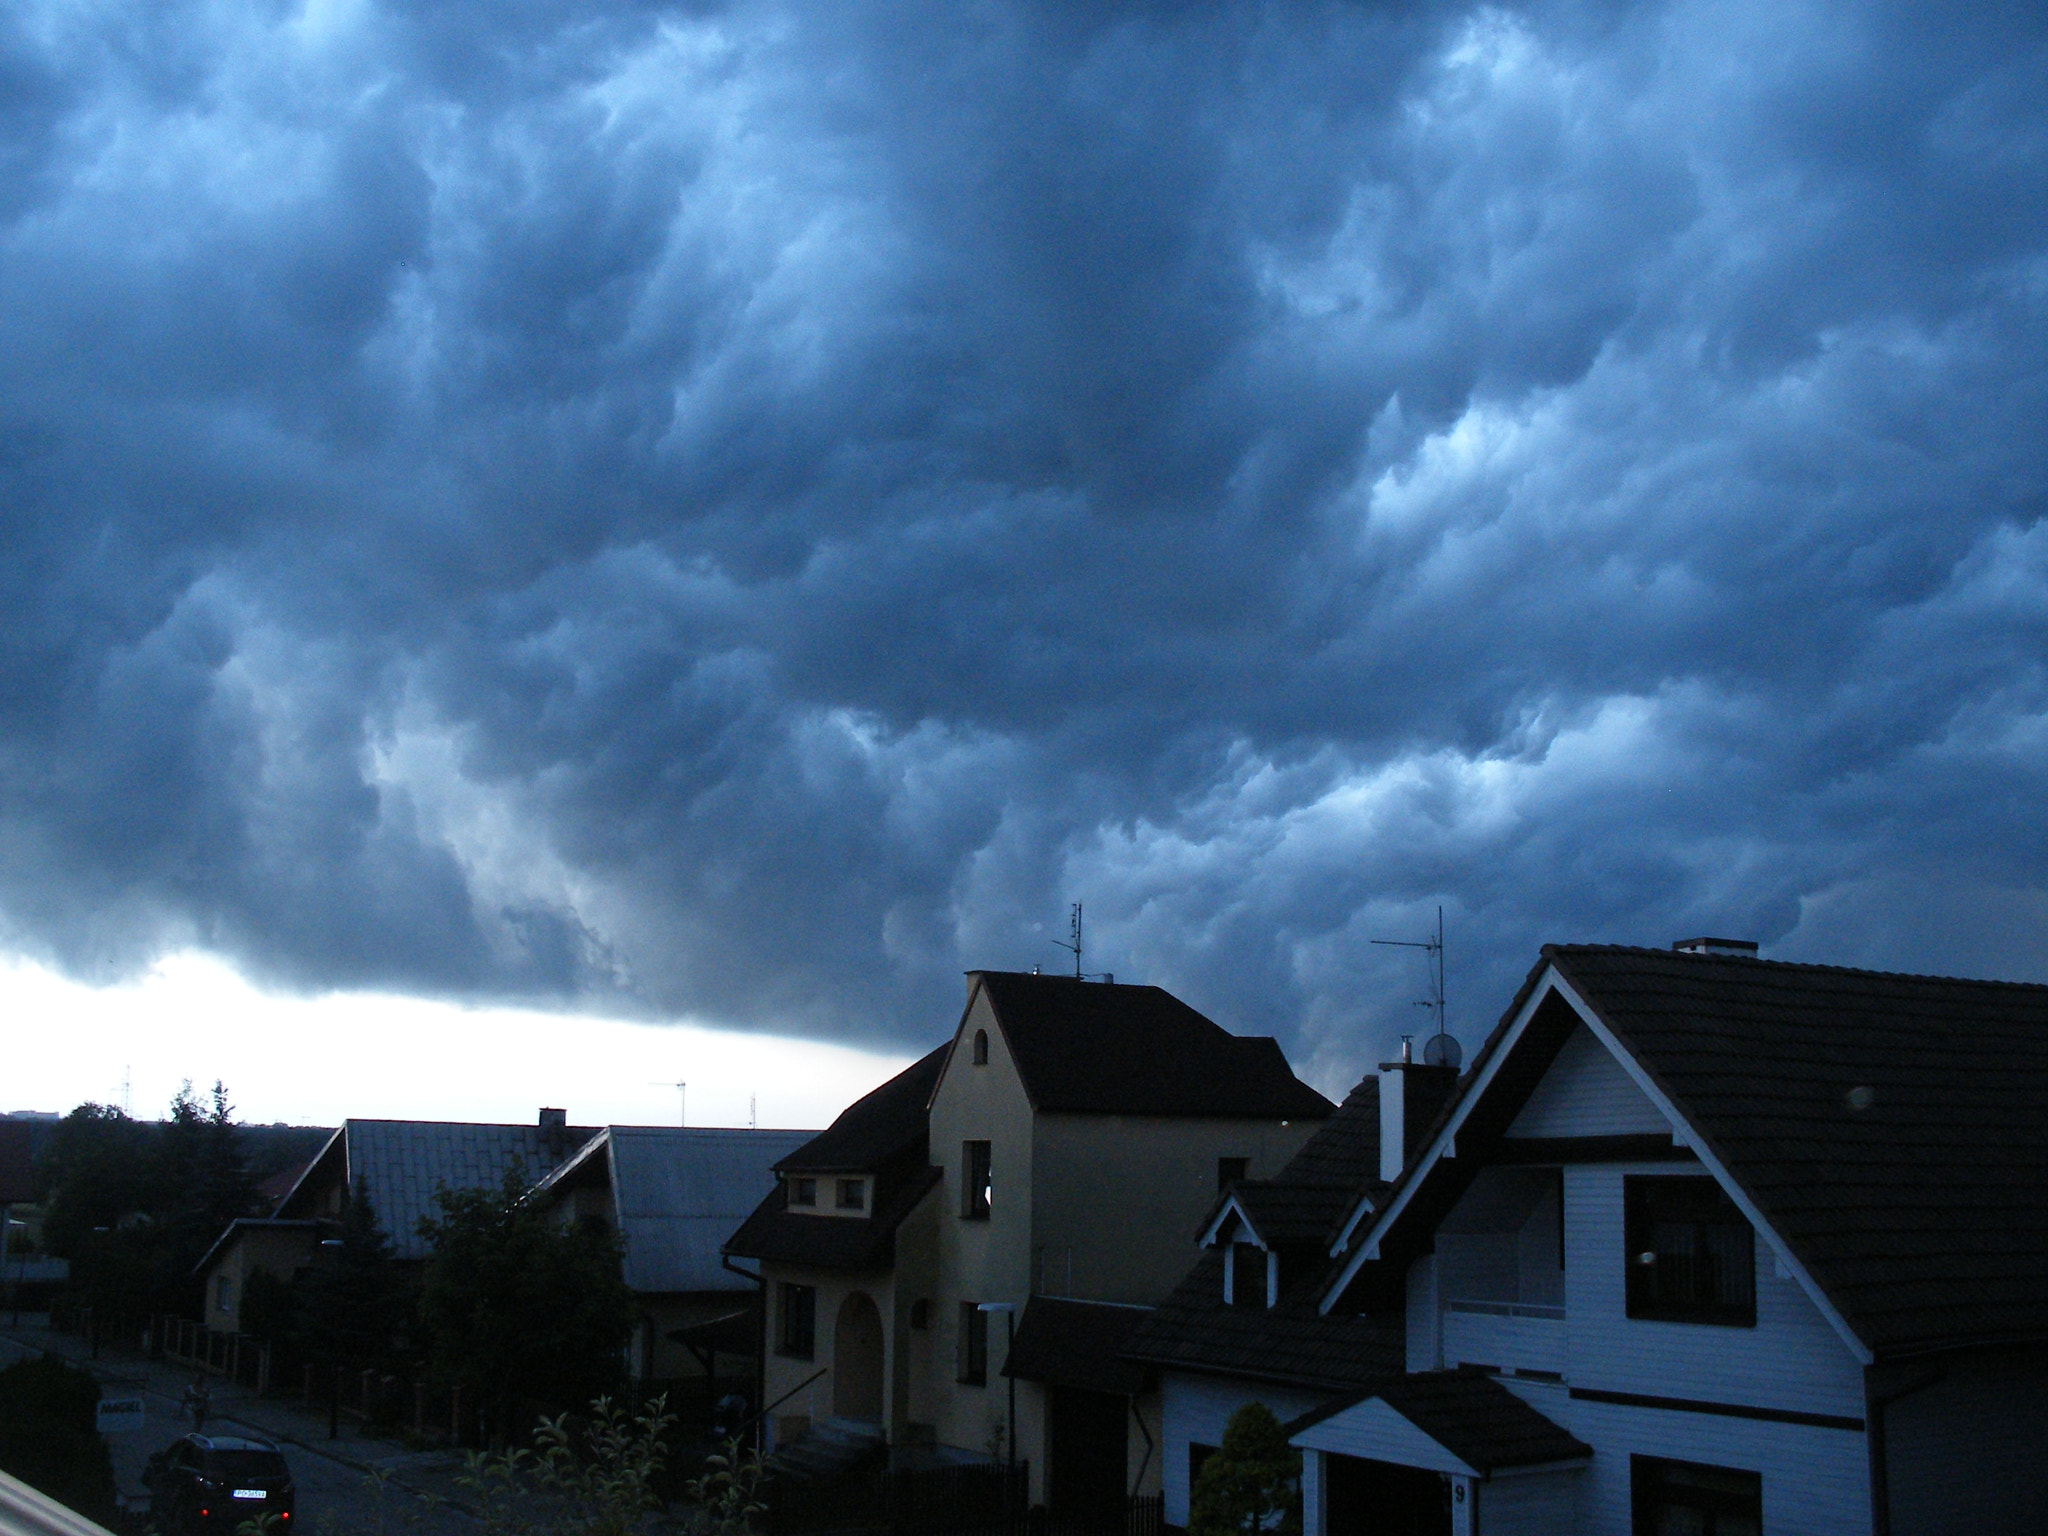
[{"left": 1422, "top": 1033, "right": 1462, "bottom": 1069}]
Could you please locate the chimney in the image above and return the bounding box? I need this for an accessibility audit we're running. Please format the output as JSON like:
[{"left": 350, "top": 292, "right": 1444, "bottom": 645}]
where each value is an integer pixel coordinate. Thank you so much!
[
  {"left": 1379, "top": 1051, "right": 1460, "bottom": 1184},
  {"left": 538, "top": 1107, "right": 567, "bottom": 1129},
  {"left": 1671, "top": 937, "right": 1758, "bottom": 957}
]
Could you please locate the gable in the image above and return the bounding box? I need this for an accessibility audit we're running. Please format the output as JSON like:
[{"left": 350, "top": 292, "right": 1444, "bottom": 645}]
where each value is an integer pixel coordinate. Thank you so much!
[
  {"left": 1504, "top": 1024, "right": 1671, "bottom": 1139},
  {"left": 1290, "top": 1396, "right": 1477, "bottom": 1476}
]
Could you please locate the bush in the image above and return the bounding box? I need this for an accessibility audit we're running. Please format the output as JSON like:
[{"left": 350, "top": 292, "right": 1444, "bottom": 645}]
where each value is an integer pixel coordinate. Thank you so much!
[
  {"left": 0, "top": 1356, "right": 120, "bottom": 1528},
  {"left": 1189, "top": 1402, "right": 1300, "bottom": 1536}
]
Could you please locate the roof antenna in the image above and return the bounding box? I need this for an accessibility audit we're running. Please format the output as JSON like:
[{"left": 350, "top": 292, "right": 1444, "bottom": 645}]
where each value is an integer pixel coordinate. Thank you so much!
[
  {"left": 1373, "top": 905, "right": 1461, "bottom": 1068},
  {"left": 648, "top": 1080, "right": 687, "bottom": 1127},
  {"left": 1050, "top": 902, "right": 1114, "bottom": 983}
]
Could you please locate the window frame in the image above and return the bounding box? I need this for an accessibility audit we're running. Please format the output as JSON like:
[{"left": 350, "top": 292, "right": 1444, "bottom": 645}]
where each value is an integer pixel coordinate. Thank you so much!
[
  {"left": 1630, "top": 1454, "right": 1761, "bottom": 1536},
  {"left": 972, "top": 1029, "right": 989, "bottom": 1065},
  {"left": 1228, "top": 1242, "right": 1269, "bottom": 1310},
  {"left": 1624, "top": 1174, "right": 1757, "bottom": 1327},
  {"left": 777, "top": 1281, "right": 816, "bottom": 1360},
  {"left": 961, "top": 1140, "right": 993, "bottom": 1220},
  {"left": 789, "top": 1176, "right": 817, "bottom": 1208},
  {"left": 836, "top": 1176, "right": 866, "bottom": 1211},
  {"left": 958, "top": 1301, "right": 989, "bottom": 1385}
]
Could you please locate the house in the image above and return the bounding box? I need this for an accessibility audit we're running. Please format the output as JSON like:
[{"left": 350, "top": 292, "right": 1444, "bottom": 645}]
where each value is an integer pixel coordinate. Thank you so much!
[
  {"left": 1181, "top": 942, "right": 2048, "bottom": 1536},
  {"left": 726, "top": 970, "right": 1335, "bottom": 1515},
  {"left": 1121, "top": 1059, "right": 1454, "bottom": 1526},
  {"left": 195, "top": 1109, "right": 600, "bottom": 1331},
  {"left": 524, "top": 1125, "right": 813, "bottom": 1390}
]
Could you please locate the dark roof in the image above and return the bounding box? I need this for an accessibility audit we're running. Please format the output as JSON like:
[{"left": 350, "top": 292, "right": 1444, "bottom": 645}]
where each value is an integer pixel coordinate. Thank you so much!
[
  {"left": 1289, "top": 1369, "right": 1590, "bottom": 1472},
  {"left": 0, "top": 1123, "right": 34, "bottom": 1205},
  {"left": 973, "top": 973, "right": 1335, "bottom": 1121},
  {"left": 1544, "top": 945, "right": 2048, "bottom": 1357},
  {"left": 273, "top": 1119, "right": 600, "bottom": 1260},
  {"left": 724, "top": 1165, "right": 943, "bottom": 1270},
  {"left": 1128, "top": 1072, "right": 1400, "bottom": 1391},
  {"left": 1123, "top": 1248, "right": 1404, "bottom": 1392},
  {"left": 776, "top": 1047, "right": 947, "bottom": 1172},
  {"left": 1004, "top": 1298, "right": 1151, "bottom": 1395},
  {"left": 1221, "top": 1182, "right": 1359, "bottom": 1249}
]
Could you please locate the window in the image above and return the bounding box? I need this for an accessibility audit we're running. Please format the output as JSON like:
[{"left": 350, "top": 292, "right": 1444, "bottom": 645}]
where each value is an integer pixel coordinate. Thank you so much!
[
  {"left": 836, "top": 1177, "right": 866, "bottom": 1211},
  {"left": 1217, "top": 1156, "right": 1250, "bottom": 1193},
  {"left": 777, "top": 1282, "right": 816, "bottom": 1359},
  {"left": 958, "top": 1301, "right": 989, "bottom": 1384},
  {"left": 789, "top": 1176, "right": 817, "bottom": 1207},
  {"left": 1631, "top": 1456, "right": 1761, "bottom": 1536},
  {"left": 1625, "top": 1176, "right": 1756, "bottom": 1326},
  {"left": 215, "top": 1275, "right": 232, "bottom": 1315},
  {"left": 972, "top": 1029, "right": 989, "bottom": 1065},
  {"left": 1229, "top": 1243, "right": 1268, "bottom": 1309},
  {"left": 962, "top": 1140, "right": 993, "bottom": 1220}
]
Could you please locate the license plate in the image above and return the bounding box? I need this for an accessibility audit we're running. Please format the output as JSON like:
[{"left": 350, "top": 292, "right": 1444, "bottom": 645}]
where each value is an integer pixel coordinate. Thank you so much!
[{"left": 232, "top": 1490, "right": 266, "bottom": 1500}]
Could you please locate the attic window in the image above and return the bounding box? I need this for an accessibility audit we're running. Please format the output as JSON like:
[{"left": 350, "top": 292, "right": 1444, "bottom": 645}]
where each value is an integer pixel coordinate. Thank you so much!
[
  {"left": 1625, "top": 1176, "right": 1755, "bottom": 1327},
  {"left": 836, "top": 1177, "right": 866, "bottom": 1211},
  {"left": 789, "top": 1177, "right": 817, "bottom": 1208},
  {"left": 972, "top": 1029, "right": 989, "bottom": 1066}
]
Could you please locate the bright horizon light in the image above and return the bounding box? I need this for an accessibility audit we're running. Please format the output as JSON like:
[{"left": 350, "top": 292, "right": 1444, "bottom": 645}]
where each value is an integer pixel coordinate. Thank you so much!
[{"left": 1, "top": 950, "right": 914, "bottom": 1132}]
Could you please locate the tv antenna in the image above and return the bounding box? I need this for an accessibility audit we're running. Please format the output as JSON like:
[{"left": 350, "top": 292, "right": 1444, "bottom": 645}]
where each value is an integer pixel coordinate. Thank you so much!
[
  {"left": 1372, "top": 905, "right": 1460, "bottom": 1068},
  {"left": 1049, "top": 903, "right": 1113, "bottom": 983},
  {"left": 120, "top": 1066, "right": 132, "bottom": 1119},
  {"left": 648, "top": 1080, "right": 687, "bottom": 1127},
  {"left": 749, "top": 1093, "right": 758, "bottom": 1130}
]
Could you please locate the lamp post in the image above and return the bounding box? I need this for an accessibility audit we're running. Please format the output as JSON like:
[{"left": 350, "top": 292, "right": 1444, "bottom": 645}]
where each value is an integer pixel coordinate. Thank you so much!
[
  {"left": 318, "top": 1239, "right": 344, "bottom": 1440},
  {"left": 976, "top": 1302, "right": 1018, "bottom": 1488}
]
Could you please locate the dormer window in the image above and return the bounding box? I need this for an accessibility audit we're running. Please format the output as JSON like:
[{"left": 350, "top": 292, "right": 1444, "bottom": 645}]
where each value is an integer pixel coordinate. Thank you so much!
[
  {"left": 789, "top": 1176, "right": 817, "bottom": 1207},
  {"left": 972, "top": 1029, "right": 989, "bottom": 1065},
  {"left": 1227, "top": 1242, "right": 1270, "bottom": 1309},
  {"left": 836, "top": 1177, "right": 866, "bottom": 1211}
]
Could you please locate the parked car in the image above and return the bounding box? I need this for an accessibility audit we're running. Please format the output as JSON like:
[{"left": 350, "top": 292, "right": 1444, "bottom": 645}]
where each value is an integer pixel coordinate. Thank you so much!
[{"left": 142, "top": 1434, "right": 295, "bottom": 1533}]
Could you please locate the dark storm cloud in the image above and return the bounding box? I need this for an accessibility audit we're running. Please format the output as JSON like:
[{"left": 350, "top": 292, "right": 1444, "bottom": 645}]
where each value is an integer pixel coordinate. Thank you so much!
[{"left": 1, "top": 0, "right": 2044, "bottom": 1087}]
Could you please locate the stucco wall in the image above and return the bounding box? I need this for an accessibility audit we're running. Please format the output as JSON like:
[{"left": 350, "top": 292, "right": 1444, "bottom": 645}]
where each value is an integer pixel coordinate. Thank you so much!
[
  {"left": 757, "top": 1260, "right": 896, "bottom": 1448},
  {"left": 927, "top": 986, "right": 1039, "bottom": 1470},
  {"left": 1030, "top": 1113, "right": 1316, "bottom": 1305}
]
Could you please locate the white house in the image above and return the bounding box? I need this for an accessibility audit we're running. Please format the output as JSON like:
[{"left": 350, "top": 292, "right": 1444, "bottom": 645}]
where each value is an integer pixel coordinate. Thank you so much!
[{"left": 1282, "top": 940, "right": 2048, "bottom": 1536}]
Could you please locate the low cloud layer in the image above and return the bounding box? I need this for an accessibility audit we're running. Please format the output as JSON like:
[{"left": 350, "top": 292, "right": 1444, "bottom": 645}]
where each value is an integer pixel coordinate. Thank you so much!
[{"left": 1, "top": 0, "right": 2043, "bottom": 1086}]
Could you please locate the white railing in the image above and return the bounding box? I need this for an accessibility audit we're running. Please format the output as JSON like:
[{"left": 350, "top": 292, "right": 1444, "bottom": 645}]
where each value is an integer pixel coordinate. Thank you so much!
[{"left": 1442, "top": 1299, "right": 1566, "bottom": 1374}]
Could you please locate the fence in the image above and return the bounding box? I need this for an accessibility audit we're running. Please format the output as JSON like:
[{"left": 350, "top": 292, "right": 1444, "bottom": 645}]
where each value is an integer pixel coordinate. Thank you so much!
[{"left": 766, "top": 1463, "right": 1163, "bottom": 1536}]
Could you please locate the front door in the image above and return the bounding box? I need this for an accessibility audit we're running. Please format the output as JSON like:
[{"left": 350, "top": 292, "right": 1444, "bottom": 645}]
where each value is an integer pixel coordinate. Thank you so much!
[
  {"left": 832, "top": 1290, "right": 885, "bottom": 1422},
  {"left": 1049, "top": 1387, "right": 1127, "bottom": 1524},
  {"left": 1325, "top": 1453, "right": 1449, "bottom": 1536}
]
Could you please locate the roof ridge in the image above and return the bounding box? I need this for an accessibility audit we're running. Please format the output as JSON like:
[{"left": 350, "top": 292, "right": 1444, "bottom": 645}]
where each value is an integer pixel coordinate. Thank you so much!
[{"left": 1545, "top": 942, "right": 2048, "bottom": 992}]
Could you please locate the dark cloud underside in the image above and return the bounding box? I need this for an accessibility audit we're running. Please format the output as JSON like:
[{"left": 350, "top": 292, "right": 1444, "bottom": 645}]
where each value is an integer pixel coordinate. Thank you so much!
[{"left": 0, "top": 0, "right": 2044, "bottom": 1086}]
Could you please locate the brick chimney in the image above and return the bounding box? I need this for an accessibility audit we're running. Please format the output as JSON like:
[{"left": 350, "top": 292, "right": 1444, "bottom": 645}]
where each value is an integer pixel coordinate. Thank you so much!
[
  {"left": 1379, "top": 1041, "right": 1460, "bottom": 1184},
  {"left": 538, "top": 1107, "right": 567, "bottom": 1129}
]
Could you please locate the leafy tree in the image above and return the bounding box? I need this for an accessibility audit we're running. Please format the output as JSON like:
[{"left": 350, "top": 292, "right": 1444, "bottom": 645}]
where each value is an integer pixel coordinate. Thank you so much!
[
  {"left": 0, "top": 1356, "right": 119, "bottom": 1528},
  {"left": 297, "top": 1178, "right": 407, "bottom": 1368},
  {"left": 457, "top": 1395, "right": 681, "bottom": 1536},
  {"left": 416, "top": 1166, "right": 634, "bottom": 1437},
  {"left": 37, "top": 1104, "right": 164, "bottom": 1257},
  {"left": 1189, "top": 1403, "right": 1301, "bottom": 1536}
]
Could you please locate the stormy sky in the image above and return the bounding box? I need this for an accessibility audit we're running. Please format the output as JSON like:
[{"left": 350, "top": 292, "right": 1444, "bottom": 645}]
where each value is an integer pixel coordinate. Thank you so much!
[{"left": 2, "top": 0, "right": 2044, "bottom": 1097}]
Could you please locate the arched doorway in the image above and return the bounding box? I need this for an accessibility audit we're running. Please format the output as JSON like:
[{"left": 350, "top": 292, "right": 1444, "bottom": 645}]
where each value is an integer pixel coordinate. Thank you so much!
[{"left": 833, "top": 1291, "right": 885, "bottom": 1423}]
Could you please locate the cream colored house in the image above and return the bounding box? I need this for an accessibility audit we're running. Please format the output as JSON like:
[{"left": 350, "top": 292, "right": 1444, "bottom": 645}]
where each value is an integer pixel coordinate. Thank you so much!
[{"left": 727, "top": 971, "right": 1333, "bottom": 1517}]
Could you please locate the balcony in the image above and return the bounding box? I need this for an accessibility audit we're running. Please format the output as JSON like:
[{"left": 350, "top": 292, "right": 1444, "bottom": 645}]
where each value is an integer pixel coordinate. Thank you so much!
[{"left": 1442, "top": 1299, "right": 1566, "bottom": 1376}]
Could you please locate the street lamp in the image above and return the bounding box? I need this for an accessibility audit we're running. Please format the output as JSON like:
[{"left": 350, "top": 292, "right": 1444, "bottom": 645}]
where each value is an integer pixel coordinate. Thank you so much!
[
  {"left": 976, "top": 1302, "right": 1018, "bottom": 1484},
  {"left": 318, "top": 1239, "right": 345, "bottom": 1440}
]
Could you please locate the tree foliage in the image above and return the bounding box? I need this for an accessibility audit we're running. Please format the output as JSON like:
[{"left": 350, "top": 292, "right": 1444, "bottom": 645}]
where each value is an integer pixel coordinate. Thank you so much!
[
  {"left": 1189, "top": 1403, "right": 1301, "bottom": 1536},
  {"left": 457, "top": 1395, "right": 682, "bottom": 1536},
  {"left": 416, "top": 1165, "right": 634, "bottom": 1433},
  {"left": 296, "top": 1178, "right": 407, "bottom": 1367},
  {"left": 0, "top": 1356, "right": 119, "bottom": 1528}
]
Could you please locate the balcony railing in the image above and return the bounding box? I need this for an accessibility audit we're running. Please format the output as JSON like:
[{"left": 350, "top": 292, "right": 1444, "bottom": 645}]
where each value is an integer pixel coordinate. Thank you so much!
[{"left": 1442, "top": 1299, "right": 1566, "bottom": 1375}]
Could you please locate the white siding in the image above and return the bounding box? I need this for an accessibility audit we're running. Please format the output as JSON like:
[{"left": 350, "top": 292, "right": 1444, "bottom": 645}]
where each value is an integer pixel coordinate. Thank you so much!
[
  {"left": 1506, "top": 1025, "right": 1670, "bottom": 1139},
  {"left": 1563, "top": 1396, "right": 1869, "bottom": 1535},
  {"left": 1564, "top": 1163, "right": 1867, "bottom": 1418},
  {"left": 1159, "top": 1372, "right": 1326, "bottom": 1527},
  {"left": 1475, "top": 1467, "right": 1582, "bottom": 1535}
]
